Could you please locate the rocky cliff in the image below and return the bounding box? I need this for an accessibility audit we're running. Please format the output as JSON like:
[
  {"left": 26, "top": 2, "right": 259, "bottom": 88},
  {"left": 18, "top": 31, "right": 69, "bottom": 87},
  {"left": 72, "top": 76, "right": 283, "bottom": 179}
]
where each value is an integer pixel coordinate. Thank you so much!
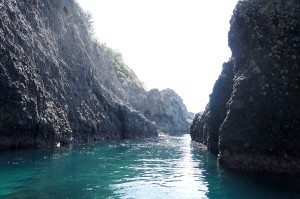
[
  {"left": 0, "top": 0, "right": 158, "bottom": 149},
  {"left": 125, "top": 86, "right": 190, "bottom": 134},
  {"left": 101, "top": 42, "right": 191, "bottom": 134},
  {"left": 191, "top": 0, "right": 300, "bottom": 174}
]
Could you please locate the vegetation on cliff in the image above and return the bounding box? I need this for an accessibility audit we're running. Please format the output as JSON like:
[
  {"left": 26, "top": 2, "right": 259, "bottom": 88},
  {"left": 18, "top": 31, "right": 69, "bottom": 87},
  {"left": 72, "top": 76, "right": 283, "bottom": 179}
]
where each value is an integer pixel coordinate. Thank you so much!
[
  {"left": 0, "top": 0, "right": 158, "bottom": 149},
  {"left": 73, "top": 1, "right": 94, "bottom": 37},
  {"left": 72, "top": 1, "right": 145, "bottom": 90},
  {"left": 101, "top": 44, "right": 145, "bottom": 89}
]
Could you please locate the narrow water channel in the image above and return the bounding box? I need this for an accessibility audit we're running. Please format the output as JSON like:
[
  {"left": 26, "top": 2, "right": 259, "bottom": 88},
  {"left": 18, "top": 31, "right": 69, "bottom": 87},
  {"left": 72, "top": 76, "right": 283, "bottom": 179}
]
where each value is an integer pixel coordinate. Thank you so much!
[{"left": 0, "top": 135, "right": 299, "bottom": 199}]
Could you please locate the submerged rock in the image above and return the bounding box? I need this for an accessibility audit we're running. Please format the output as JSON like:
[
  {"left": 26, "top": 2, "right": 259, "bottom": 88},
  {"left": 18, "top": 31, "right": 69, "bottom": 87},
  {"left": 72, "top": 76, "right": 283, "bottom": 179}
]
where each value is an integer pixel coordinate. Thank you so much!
[
  {"left": 0, "top": 0, "right": 157, "bottom": 149},
  {"left": 191, "top": 0, "right": 300, "bottom": 174}
]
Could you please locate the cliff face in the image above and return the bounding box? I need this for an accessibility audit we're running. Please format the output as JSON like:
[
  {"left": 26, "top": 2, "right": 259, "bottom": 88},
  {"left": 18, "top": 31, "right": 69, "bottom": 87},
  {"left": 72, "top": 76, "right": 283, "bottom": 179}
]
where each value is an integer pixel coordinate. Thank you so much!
[
  {"left": 100, "top": 39, "right": 191, "bottom": 134},
  {"left": 190, "top": 61, "right": 234, "bottom": 153},
  {"left": 144, "top": 88, "right": 190, "bottom": 134},
  {"left": 191, "top": 0, "right": 300, "bottom": 174},
  {"left": 0, "top": 0, "right": 157, "bottom": 149},
  {"left": 124, "top": 83, "right": 190, "bottom": 134}
]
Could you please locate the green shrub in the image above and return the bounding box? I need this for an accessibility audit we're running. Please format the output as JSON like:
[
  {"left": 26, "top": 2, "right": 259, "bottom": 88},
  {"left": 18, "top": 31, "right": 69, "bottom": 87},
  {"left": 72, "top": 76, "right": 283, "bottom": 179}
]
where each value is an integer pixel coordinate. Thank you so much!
[
  {"left": 73, "top": 1, "right": 94, "bottom": 36},
  {"left": 73, "top": 2, "right": 145, "bottom": 90},
  {"left": 101, "top": 43, "right": 145, "bottom": 89}
]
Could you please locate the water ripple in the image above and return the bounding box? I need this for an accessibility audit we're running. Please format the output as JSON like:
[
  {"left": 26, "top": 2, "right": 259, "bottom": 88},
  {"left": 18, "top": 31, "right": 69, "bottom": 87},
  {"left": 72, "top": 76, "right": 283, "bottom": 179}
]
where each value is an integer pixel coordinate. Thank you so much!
[{"left": 0, "top": 135, "right": 299, "bottom": 199}]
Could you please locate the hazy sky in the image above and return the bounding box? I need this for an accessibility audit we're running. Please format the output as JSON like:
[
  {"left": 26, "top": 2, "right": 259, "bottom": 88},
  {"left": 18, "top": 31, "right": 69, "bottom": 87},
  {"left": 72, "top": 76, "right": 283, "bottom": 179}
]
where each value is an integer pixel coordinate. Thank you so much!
[{"left": 77, "top": 0, "right": 239, "bottom": 113}]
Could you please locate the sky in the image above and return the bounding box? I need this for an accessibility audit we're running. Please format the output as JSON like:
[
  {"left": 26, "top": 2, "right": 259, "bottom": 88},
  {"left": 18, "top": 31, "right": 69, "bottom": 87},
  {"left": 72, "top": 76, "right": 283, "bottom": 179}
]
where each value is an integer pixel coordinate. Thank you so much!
[{"left": 77, "top": 0, "right": 239, "bottom": 113}]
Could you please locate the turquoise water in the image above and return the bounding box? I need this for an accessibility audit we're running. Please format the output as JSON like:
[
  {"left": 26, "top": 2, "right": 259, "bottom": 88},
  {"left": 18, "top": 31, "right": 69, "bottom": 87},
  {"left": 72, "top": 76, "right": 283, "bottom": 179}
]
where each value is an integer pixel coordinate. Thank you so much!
[{"left": 0, "top": 135, "right": 299, "bottom": 199}]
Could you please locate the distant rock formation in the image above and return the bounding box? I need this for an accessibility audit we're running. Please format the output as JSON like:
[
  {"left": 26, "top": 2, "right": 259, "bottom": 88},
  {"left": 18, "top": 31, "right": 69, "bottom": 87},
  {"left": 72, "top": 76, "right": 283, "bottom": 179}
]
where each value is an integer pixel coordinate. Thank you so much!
[
  {"left": 123, "top": 81, "right": 190, "bottom": 134},
  {"left": 98, "top": 31, "right": 191, "bottom": 135},
  {"left": 186, "top": 112, "right": 195, "bottom": 125},
  {"left": 0, "top": 0, "right": 157, "bottom": 149},
  {"left": 191, "top": 0, "right": 300, "bottom": 174}
]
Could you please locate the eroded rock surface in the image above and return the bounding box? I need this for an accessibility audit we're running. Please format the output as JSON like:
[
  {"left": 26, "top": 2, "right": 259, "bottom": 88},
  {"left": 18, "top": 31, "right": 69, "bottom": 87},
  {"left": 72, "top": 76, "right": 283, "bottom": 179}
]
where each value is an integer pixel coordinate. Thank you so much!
[
  {"left": 124, "top": 83, "right": 190, "bottom": 134},
  {"left": 0, "top": 0, "right": 157, "bottom": 149},
  {"left": 191, "top": 0, "right": 300, "bottom": 174},
  {"left": 190, "top": 61, "right": 234, "bottom": 154}
]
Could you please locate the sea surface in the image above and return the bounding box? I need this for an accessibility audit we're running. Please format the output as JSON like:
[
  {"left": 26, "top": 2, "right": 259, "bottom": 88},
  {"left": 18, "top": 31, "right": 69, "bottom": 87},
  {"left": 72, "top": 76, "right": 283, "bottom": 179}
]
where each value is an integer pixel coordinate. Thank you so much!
[{"left": 0, "top": 134, "right": 299, "bottom": 199}]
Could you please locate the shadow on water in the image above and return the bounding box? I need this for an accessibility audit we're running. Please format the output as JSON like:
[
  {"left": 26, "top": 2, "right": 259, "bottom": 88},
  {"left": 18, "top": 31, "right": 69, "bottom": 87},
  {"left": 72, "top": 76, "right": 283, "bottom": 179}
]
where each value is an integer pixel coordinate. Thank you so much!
[
  {"left": 190, "top": 141, "right": 300, "bottom": 199},
  {"left": 0, "top": 143, "right": 121, "bottom": 199}
]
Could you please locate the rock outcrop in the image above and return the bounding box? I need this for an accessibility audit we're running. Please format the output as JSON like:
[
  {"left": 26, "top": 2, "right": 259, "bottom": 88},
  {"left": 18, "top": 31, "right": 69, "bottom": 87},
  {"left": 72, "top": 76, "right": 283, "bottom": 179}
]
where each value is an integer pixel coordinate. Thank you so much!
[
  {"left": 190, "top": 61, "right": 234, "bottom": 154},
  {"left": 191, "top": 0, "right": 300, "bottom": 174},
  {"left": 124, "top": 83, "right": 190, "bottom": 134},
  {"left": 100, "top": 39, "right": 191, "bottom": 134},
  {"left": 0, "top": 0, "right": 157, "bottom": 149}
]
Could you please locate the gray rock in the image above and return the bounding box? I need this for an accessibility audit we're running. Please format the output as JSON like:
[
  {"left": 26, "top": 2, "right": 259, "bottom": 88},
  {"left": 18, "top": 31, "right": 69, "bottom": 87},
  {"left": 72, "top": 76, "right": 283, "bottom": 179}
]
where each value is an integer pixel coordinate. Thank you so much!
[
  {"left": 190, "top": 61, "right": 234, "bottom": 153},
  {"left": 0, "top": 0, "right": 157, "bottom": 149},
  {"left": 0, "top": 53, "right": 8, "bottom": 64},
  {"left": 252, "top": 66, "right": 261, "bottom": 74},
  {"left": 144, "top": 88, "right": 190, "bottom": 134},
  {"left": 187, "top": 112, "right": 195, "bottom": 125},
  {"left": 191, "top": 0, "right": 300, "bottom": 174},
  {"left": 100, "top": 44, "right": 191, "bottom": 135},
  {"left": 229, "top": 99, "right": 245, "bottom": 110},
  {"left": 123, "top": 82, "right": 191, "bottom": 134}
]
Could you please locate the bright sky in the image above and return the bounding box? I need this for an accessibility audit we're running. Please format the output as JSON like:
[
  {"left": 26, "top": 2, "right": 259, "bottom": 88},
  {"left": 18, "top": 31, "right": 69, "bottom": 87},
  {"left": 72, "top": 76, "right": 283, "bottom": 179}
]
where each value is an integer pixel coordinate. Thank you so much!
[{"left": 77, "top": 0, "right": 239, "bottom": 113}]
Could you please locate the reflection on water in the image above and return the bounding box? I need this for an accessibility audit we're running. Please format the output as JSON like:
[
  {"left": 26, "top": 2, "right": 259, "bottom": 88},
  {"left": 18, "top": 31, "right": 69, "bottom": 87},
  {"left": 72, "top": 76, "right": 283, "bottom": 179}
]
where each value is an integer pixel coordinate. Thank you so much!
[
  {"left": 0, "top": 135, "right": 299, "bottom": 199},
  {"left": 109, "top": 136, "right": 208, "bottom": 199}
]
